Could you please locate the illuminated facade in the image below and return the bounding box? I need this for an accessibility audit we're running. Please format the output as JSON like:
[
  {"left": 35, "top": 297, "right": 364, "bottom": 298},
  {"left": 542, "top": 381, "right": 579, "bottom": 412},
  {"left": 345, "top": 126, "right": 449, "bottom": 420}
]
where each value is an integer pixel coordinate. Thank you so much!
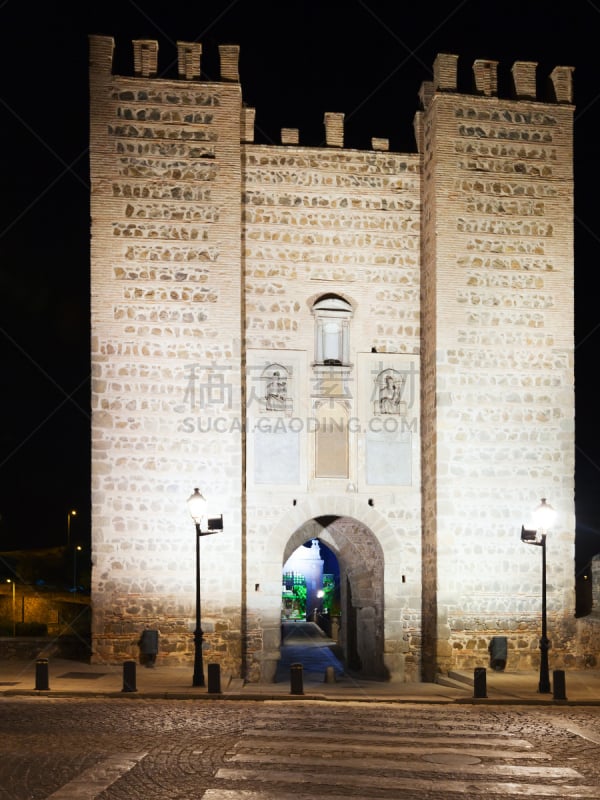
[{"left": 89, "top": 36, "right": 583, "bottom": 682}]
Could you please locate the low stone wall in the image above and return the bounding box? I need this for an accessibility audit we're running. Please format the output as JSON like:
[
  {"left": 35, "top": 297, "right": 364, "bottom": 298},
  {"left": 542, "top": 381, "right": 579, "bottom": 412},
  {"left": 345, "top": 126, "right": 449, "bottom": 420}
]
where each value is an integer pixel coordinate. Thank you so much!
[
  {"left": 0, "top": 637, "right": 68, "bottom": 661},
  {"left": 0, "top": 636, "right": 92, "bottom": 662},
  {"left": 0, "top": 589, "right": 90, "bottom": 638},
  {"left": 0, "top": 588, "right": 115, "bottom": 662}
]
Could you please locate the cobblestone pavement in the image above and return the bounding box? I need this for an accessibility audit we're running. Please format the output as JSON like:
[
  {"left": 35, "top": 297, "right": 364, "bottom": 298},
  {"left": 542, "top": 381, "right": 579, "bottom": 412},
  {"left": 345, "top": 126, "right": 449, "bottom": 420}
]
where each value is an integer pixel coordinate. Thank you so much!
[{"left": 1, "top": 697, "right": 600, "bottom": 799}]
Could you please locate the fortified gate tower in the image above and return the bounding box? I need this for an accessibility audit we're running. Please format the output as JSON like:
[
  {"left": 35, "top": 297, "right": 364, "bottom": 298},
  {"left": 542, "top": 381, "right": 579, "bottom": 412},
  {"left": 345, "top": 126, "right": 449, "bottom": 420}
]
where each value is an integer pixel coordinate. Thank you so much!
[{"left": 89, "top": 35, "right": 579, "bottom": 683}]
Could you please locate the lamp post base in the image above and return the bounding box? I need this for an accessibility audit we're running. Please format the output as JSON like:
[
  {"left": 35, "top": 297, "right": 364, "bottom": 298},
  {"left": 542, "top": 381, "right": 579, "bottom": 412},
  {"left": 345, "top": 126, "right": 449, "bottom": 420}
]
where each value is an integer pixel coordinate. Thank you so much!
[
  {"left": 538, "top": 635, "right": 551, "bottom": 693},
  {"left": 193, "top": 630, "right": 205, "bottom": 687}
]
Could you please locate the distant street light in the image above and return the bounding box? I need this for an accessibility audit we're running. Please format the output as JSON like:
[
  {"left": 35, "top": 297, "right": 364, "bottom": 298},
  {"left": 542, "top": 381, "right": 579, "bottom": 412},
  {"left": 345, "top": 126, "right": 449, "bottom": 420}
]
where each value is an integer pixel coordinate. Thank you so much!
[
  {"left": 67, "top": 509, "right": 77, "bottom": 547},
  {"left": 520, "top": 498, "right": 557, "bottom": 693},
  {"left": 186, "top": 488, "right": 223, "bottom": 687},
  {"left": 5, "top": 579, "right": 15, "bottom": 636}
]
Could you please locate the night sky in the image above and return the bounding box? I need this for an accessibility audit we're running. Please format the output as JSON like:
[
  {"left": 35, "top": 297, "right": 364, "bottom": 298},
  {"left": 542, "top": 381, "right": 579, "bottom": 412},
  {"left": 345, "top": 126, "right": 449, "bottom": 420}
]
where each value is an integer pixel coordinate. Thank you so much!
[{"left": 0, "top": 1, "right": 597, "bottom": 571}]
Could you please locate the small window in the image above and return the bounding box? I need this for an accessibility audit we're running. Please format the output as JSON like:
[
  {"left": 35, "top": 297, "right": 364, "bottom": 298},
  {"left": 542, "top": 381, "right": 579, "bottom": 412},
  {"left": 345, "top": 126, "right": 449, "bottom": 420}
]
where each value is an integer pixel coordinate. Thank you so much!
[{"left": 312, "top": 294, "right": 352, "bottom": 366}]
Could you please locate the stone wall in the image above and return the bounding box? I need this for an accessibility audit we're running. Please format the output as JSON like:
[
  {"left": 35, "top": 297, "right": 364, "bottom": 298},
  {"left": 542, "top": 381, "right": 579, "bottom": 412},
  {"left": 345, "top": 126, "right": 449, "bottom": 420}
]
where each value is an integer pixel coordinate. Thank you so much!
[
  {"left": 243, "top": 144, "right": 421, "bottom": 354},
  {"left": 420, "top": 54, "right": 577, "bottom": 674},
  {"left": 241, "top": 136, "right": 422, "bottom": 680}
]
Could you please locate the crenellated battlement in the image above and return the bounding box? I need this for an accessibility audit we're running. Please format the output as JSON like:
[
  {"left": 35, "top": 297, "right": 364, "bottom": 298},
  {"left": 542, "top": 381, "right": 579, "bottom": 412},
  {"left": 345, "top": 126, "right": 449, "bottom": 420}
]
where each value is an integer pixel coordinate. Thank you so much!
[
  {"left": 90, "top": 36, "right": 574, "bottom": 154},
  {"left": 89, "top": 35, "right": 240, "bottom": 83},
  {"left": 421, "top": 52, "right": 574, "bottom": 106}
]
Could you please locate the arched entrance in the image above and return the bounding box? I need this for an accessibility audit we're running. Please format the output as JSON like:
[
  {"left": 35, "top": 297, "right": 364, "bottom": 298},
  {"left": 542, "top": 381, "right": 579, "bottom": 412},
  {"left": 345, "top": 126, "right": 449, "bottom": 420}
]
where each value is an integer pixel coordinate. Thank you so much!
[{"left": 281, "top": 515, "right": 387, "bottom": 680}]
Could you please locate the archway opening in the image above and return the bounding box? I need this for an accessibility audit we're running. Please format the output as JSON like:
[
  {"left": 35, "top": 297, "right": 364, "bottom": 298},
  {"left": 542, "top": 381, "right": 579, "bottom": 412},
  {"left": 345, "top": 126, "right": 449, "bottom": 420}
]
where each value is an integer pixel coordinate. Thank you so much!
[{"left": 278, "top": 515, "right": 388, "bottom": 682}]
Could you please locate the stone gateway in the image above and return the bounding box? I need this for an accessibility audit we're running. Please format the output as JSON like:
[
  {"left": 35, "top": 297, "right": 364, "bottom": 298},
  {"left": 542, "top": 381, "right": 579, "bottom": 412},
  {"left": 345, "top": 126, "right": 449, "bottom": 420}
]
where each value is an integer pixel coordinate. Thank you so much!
[{"left": 89, "top": 36, "right": 590, "bottom": 683}]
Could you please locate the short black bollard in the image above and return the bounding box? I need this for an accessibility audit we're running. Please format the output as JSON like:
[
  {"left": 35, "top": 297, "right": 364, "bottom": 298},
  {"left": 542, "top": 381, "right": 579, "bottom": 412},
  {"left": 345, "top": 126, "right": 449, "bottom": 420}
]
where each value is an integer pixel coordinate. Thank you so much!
[
  {"left": 290, "top": 662, "right": 304, "bottom": 695},
  {"left": 207, "top": 663, "right": 221, "bottom": 694},
  {"left": 35, "top": 658, "right": 49, "bottom": 691},
  {"left": 553, "top": 669, "right": 567, "bottom": 701},
  {"left": 474, "top": 667, "right": 487, "bottom": 698},
  {"left": 122, "top": 660, "right": 137, "bottom": 692}
]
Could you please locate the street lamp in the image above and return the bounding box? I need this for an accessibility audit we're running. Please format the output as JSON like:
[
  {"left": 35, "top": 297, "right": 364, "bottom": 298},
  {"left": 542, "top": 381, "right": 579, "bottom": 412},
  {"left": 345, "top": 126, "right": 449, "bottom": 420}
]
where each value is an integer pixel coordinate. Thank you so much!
[
  {"left": 5, "top": 579, "right": 15, "bottom": 637},
  {"left": 73, "top": 545, "right": 83, "bottom": 592},
  {"left": 520, "top": 497, "right": 556, "bottom": 693},
  {"left": 186, "top": 488, "right": 223, "bottom": 687},
  {"left": 67, "top": 509, "right": 77, "bottom": 547}
]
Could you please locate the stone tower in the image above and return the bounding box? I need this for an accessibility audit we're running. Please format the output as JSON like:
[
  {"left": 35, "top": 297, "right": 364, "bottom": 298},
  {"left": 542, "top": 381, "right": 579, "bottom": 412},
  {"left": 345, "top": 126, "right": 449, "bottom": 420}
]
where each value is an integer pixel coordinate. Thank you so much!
[
  {"left": 417, "top": 54, "right": 576, "bottom": 679},
  {"left": 89, "top": 35, "right": 582, "bottom": 682}
]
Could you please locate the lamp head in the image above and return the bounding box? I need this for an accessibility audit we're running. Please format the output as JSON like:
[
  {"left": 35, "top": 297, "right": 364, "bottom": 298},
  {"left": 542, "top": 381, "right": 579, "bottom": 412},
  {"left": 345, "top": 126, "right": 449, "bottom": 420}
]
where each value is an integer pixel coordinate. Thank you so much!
[
  {"left": 532, "top": 498, "right": 556, "bottom": 535},
  {"left": 187, "top": 488, "right": 207, "bottom": 526}
]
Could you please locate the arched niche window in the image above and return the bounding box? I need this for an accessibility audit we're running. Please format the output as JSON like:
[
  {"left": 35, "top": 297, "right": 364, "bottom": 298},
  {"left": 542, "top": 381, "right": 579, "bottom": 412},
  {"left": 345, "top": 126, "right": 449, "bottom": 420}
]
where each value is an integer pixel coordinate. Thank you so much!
[{"left": 312, "top": 294, "right": 352, "bottom": 366}]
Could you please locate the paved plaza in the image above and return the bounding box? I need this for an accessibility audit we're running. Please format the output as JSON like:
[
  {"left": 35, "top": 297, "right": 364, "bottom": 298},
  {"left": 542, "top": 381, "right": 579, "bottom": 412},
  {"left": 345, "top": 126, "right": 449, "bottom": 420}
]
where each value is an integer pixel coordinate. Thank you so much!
[
  {"left": 2, "top": 623, "right": 600, "bottom": 798},
  {"left": 1, "top": 695, "right": 600, "bottom": 799}
]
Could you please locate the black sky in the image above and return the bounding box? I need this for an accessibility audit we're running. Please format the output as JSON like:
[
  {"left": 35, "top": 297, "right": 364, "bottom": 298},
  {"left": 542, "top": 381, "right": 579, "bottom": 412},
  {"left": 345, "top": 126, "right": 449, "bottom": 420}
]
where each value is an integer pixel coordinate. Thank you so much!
[{"left": 0, "top": 1, "right": 598, "bottom": 569}]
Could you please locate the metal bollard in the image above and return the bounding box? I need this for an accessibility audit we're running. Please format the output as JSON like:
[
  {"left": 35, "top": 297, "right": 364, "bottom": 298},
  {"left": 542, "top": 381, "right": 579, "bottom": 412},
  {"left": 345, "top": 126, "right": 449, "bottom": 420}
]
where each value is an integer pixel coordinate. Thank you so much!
[
  {"left": 35, "top": 658, "right": 49, "bottom": 691},
  {"left": 122, "top": 660, "right": 137, "bottom": 692},
  {"left": 474, "top": 667, "right": 487, "bottom": 698},
  {"left": 207, "top": 663, "right": 221, "bottom": 694},
  {"left": 290, "top": 662, "right": 304, "bottom": 695},
  {"left": 553, "top": 669, "right": 567, "bottom": 701}
]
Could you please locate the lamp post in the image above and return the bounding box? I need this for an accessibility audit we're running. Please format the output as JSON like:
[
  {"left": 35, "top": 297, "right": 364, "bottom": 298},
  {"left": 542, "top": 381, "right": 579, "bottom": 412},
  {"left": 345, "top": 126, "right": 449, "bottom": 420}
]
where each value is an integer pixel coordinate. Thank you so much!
[
  {"left": 186, "top": 488, "right": 223, "bottom": 687},
  {"left": 5, "top": 579, "right": 15, "bottom": 637},
  {"left": 67, "top": 509, "right": 77, "bottom": 548},
  {"left": 73, "top": 545, "right": 83, "bottom": 592},
  {"left": 520, "top": 497, "right": 556, "bottom": 693}
]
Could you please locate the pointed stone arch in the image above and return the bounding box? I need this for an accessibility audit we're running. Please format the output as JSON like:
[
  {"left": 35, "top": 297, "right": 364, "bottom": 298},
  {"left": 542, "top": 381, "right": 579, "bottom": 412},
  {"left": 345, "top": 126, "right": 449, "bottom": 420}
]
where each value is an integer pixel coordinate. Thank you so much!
[{"left": 262, "top": 496, "right": 393, "bottom": 681}]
